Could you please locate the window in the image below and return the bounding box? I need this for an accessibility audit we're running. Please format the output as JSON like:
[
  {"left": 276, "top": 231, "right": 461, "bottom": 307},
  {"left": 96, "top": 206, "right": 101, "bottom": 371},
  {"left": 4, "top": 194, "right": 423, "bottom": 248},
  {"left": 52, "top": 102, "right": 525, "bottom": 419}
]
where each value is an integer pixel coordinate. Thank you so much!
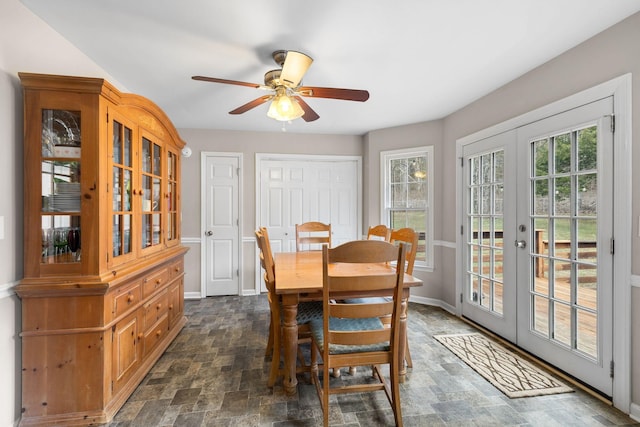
[{"left": 381, "top": 146, "right": 434, "bottom": 269}]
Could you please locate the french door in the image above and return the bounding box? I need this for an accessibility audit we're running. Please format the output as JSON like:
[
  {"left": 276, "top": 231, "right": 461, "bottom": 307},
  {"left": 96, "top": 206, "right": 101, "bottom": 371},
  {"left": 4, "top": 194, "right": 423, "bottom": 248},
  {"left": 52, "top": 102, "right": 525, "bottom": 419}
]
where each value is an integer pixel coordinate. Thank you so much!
[{"left": 462, "top": 98, "right": 614, "bottom": 396}]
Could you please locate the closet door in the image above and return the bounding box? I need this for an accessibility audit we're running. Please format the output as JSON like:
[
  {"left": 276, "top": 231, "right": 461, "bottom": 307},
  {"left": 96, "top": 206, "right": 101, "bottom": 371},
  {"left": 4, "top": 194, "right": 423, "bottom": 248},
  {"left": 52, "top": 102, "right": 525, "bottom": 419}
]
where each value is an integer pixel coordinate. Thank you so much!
[{"left": 257, "top": 155, "right": 361, "bottom": 289}]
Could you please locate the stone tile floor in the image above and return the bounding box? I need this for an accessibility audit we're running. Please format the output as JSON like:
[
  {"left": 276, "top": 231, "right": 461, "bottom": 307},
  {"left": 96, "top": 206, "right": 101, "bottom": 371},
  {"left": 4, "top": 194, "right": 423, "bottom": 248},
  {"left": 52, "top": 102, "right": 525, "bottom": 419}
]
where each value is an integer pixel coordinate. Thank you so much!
[{"left": 103, "top": 295, "right": 640, "bottom": 426}]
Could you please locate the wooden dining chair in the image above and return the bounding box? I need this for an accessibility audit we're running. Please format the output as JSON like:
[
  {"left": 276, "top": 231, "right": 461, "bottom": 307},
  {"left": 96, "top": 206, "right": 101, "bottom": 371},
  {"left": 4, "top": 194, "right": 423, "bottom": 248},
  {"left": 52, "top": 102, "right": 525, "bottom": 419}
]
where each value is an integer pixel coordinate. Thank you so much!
[
  {"left": 255, "top": 227, "right": 323, "bottom": 387},
  {"left": 310, "top": 240, "right": 406, "bottom": 427},
  {"left": 344, "top": 227, "right": 419, "bottom": 370},
  {"left": 295, "top": 221, "right": 331, "bottom": 251},
  {"left": 388, "top": 227, "right": 419, "bottom": 368},
  {"left": 367, "top": 224, "right": 391, "bottom": 241}
]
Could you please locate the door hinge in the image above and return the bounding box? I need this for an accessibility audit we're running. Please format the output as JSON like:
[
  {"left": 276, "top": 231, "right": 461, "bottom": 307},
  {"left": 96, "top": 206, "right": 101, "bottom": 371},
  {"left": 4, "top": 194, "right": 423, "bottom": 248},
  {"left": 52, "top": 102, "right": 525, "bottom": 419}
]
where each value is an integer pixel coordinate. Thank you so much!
[
  {"left": 236, "top": 269, "right": 240, "bottom": 277},
  {"left": 236, "top": 167, "right": 240, "bottom": 176},
  {"left": 460, "top": 293, "right": 463, "bottom": 303},
  {"left": 610, "top": 238, "right": 615, "bottom": 255},
  {"left": 460, "top": 157, "right": 464, "bottom": 167},
  {"left": 610, "top": 114, "right": 615, "bottom": 133},
  {"left": 460, "top": 225, "right": 464, "bottom": 235},
  {"left": 610, "top": 360, "right": 614, "bottom": 378}
]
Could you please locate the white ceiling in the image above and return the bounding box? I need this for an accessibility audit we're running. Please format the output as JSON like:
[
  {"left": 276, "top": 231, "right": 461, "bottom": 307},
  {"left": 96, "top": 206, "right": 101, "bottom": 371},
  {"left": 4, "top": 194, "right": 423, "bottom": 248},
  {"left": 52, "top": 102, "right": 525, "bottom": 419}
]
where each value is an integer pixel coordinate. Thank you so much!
[{"left": 21, "top": 0, "right": 640, "bottom": 135}]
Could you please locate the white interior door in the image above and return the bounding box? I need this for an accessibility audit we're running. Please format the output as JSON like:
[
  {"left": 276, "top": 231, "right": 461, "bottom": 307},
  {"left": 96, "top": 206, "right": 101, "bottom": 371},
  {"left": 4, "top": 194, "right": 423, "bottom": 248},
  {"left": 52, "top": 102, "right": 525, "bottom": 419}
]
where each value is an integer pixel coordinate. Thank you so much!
[
  {"left": 461, "top": 98, "right": 614, "bottom": 396},
  {"left": 202, "top": 154, "right": 240, "bottom": 296},
  {"left": 257, "top": 155, "right": 361, "bottom": 291}
]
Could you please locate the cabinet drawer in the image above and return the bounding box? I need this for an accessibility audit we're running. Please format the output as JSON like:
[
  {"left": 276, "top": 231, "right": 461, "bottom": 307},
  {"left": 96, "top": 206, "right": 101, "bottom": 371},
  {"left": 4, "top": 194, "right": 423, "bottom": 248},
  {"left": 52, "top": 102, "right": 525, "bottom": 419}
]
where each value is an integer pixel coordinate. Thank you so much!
[
  {"left": 143, "top": 289, "right": 168, "bottom": 330},
  {"left": 143, "top": 267, "right": 170, "bottom": 297},
  {"left": 112, "top": 280, "right": 142, "bottom": 319},
  {"left": 168, "top": 259, "right": 184, "bottom": 280},
  {"left": 142, "top": 314, "right": 169, "bottom": 357}
]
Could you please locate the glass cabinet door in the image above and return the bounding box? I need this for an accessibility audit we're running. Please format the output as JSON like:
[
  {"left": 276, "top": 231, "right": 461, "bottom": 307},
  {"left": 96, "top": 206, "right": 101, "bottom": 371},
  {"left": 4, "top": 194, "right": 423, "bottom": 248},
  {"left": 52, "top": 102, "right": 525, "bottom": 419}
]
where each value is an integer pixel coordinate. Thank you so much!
[
  {"left": 166, "top": 148, "right": 179, "bottom": 245},
  {"left": 111, "top": 119, "right": 134, "bottom": 260},
  {"left": 41, "top": 109, "right": 81, "bottom": 264},
  {"left": 141, "top": 135, "right": 162, "bottom": 251}
]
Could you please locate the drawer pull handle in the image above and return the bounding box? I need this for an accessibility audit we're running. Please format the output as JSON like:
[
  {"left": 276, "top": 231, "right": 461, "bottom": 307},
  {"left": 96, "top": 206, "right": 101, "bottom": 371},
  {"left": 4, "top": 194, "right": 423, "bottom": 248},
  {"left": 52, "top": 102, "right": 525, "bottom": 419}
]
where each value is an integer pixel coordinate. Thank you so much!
[
  {"left": 137, "top": 333, "right": 143, "bottom": 340},
  {"left": 156, "top": 303, "right": 162, "bottom": 310},
  {"left": 174, "top": 267, "right": 180, "bottom": 272},
  {"left": 127, "top": 294, "right": 134, "bottom": 303},
  {"left": 156, "top": 279, "right": 162, "bottom": 285},
  {"left": 156, "top": 330, "right": 162, "bottom": 337}
]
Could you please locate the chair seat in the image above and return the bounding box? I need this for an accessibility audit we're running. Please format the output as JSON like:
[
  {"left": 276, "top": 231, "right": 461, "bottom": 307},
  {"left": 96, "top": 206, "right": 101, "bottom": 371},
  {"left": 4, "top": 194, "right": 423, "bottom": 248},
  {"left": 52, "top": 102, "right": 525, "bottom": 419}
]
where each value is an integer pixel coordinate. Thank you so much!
[
  {"left": 310, "top": 317, "right": 388, "bottom": 354},
  {"left": 296, "top": 301, "right": 323, "bottom": 324},
  {"left": 342, "top": 297, "right": 389, "bottom": 304}
]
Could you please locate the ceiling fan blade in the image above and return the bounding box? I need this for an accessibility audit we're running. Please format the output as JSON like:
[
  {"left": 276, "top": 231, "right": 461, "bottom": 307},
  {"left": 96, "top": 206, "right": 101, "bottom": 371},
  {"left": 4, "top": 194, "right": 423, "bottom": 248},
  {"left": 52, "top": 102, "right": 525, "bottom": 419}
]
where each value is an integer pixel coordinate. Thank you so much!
[
  {"left": 294, "top": 97, "right": 320, "bottom": 122},
  {"left": 229, "top": 95, "right": 273, "bottom": 114},
  {"left": 297, "top": 86, "right": 369, "bottom": 102},
  {"left": 192, "top": 75, "right": 261, "bottom": 89},
  {"left": 280, "top": 51, "right": 313, "bottom": 88}
]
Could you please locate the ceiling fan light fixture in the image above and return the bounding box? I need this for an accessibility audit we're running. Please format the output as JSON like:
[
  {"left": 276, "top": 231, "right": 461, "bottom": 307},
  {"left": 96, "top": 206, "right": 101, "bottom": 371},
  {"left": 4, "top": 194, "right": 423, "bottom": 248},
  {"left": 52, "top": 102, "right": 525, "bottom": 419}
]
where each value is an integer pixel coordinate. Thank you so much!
[
  {"left": 267, "top": 91, "right": 304, "bottom": 121},
  {"left": 279, "top": 50, "right": 313, "bottom": 87}
]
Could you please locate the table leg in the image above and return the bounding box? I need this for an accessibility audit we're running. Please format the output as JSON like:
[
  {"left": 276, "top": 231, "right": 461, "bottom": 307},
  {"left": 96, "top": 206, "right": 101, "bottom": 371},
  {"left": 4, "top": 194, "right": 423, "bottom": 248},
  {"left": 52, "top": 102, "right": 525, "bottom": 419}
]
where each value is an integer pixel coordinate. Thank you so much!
[
  {"left": 281, "top": 295, "right": 299, "bottom": 395},
  {"left": 398, "top": 291, "right": 409, "bottom": 382}
]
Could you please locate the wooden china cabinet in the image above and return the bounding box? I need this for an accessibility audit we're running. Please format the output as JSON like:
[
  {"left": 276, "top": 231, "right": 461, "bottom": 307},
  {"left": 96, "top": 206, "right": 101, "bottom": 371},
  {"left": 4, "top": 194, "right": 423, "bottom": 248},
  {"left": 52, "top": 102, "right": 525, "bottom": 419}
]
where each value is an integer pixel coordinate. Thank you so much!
[{"left": 15, "top": 73, "right": 189, "bottom": 426}]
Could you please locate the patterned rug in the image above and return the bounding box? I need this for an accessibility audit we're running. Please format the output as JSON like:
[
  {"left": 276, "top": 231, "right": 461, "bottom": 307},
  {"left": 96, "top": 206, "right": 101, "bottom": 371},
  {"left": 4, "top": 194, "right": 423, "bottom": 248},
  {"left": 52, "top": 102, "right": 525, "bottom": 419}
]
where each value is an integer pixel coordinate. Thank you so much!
[{"left": 434, "top": 333, "right": 573, "bottom": 398}]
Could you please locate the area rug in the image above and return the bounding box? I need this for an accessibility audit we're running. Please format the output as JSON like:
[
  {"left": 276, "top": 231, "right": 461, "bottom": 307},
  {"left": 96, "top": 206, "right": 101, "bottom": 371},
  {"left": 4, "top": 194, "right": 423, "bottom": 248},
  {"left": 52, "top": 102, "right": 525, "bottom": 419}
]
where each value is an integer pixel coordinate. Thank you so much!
[{"left": 433, "top": 333, "right": 573, "bottom": 398}]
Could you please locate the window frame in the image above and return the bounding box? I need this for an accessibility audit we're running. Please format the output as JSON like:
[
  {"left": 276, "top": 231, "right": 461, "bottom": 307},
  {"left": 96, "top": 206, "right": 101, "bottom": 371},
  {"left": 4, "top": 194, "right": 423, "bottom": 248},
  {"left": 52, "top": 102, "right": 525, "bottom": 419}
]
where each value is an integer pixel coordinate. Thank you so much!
[{"left": 380, "top": 146, "right": 434, "bottom": 270}]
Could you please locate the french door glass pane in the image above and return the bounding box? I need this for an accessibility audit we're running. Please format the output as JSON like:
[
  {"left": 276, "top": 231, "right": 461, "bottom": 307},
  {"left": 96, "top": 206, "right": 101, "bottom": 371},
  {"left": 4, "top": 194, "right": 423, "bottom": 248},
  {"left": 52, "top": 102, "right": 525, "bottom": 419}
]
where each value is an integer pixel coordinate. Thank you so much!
[
  {"left": 466, "top": 149, "right": 504, "bottom": 315},
  {"left": 529, "top": 125, "right": 599, "bottom": 361}
]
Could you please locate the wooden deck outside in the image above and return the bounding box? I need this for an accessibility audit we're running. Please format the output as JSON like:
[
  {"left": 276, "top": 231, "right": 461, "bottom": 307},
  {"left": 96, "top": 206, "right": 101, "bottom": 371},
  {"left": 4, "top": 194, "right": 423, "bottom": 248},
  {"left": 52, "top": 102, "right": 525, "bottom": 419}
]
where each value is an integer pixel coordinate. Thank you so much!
[{"left": 471, "top": 230, "right": 599, "bottom": 359}]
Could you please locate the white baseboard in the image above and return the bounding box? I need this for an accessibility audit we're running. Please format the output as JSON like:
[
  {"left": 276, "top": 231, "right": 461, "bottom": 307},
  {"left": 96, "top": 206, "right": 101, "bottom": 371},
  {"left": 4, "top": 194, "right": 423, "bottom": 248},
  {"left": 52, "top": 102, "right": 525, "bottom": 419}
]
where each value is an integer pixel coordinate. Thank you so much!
[
  {"left": 184, "top": 291, "right": 202, "bottom": 300},
  {"left": 0, "top": 281, "right": 17, "bottom": 300},
  {"left": 629, "top": 403, "right": 640, "bottom": 422},
  {"left": 409, "top": 295, "right": 456, "bottom": 314}
]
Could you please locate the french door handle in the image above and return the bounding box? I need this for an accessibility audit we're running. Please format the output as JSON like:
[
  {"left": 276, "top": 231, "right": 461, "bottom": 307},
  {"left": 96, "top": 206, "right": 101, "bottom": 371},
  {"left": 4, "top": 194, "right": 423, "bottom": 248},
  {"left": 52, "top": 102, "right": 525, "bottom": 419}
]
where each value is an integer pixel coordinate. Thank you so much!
[
  {"left": 514, "top": 240, "right": 526, "bottom": 249},
  {"left": 205, "top": 230, "right": 213, "bottom": 236}
]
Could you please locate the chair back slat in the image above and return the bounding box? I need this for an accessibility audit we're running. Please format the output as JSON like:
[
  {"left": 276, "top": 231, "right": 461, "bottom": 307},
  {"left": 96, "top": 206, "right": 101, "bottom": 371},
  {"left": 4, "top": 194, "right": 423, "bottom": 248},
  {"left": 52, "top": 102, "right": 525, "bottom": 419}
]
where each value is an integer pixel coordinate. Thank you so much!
[
  {"left": 329, "top": 329, "right": 391, "bottom": 346},
  {"left": 367, "top": 224, "right": 391, "bottom": 241},
  {"left": 330, "top": 301, "right": 393, "bottom": 319},
  {"left": 296, "top": 222, "right": 331, "bottom": 251},
  {"left": 390, "top": 227, "right": 419, "bottom": 274}
]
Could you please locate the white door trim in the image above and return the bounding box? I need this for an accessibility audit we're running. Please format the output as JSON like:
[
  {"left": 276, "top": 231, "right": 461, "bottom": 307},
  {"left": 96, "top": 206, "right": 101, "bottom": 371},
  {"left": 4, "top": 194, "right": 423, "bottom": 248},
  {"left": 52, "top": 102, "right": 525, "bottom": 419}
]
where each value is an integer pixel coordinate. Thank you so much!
[
  {"left": 456, "top": 74, "right": 631, "bottom": 412},
  {"left": 200, "top": 151, "right": 243, "bottom": 297}
]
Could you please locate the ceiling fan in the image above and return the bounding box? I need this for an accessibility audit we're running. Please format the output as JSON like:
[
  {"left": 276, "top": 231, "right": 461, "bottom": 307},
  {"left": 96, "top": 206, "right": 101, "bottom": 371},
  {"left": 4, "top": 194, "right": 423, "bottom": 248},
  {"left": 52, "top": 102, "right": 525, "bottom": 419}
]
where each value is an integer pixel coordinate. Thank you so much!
[{"left": 192, "top": 50, "right": 370, "bottom": 122}]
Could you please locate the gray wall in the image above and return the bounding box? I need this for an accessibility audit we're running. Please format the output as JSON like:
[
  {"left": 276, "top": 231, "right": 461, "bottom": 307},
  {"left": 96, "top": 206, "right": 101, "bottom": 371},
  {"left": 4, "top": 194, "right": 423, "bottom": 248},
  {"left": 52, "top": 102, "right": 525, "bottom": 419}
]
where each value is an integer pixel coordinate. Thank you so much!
[
  {"left": 177, "top": 129, "right": 362, "bottom": 295},
  {"left": 364, "top": 121, "right": 446, "bottom": 303}
]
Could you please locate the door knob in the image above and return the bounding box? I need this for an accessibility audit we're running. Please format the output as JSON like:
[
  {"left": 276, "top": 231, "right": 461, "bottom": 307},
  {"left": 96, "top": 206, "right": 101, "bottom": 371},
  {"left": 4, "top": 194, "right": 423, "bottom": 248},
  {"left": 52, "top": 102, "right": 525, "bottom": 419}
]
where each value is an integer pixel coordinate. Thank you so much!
[
  {"left": 514, "top": 240, "right": 526, "bottom": 249},
  {"left": 205, "top": 230, "right": 213, "bottom": 236}
]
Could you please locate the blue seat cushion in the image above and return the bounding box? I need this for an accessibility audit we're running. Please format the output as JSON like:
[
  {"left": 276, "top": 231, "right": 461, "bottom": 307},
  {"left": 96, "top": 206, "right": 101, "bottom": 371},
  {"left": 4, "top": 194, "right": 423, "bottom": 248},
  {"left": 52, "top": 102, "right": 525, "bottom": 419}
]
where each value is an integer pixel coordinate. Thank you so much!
[
  {"left": 310, "top": 316, "right": 389, "bottom": 354},
  {"left": 342, "top": 297, "right": 389, "bottom": 304},
  {"left": 297, "top": 301, "right": 323, "bottom": 324}
]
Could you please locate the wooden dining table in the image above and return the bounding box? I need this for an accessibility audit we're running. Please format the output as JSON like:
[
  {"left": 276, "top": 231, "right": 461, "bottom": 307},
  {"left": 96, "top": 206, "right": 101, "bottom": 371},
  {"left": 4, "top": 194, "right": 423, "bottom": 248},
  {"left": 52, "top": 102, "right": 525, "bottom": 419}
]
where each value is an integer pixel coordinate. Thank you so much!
[{"left": 274, "top": 250, "right": 423, "bottom": 395}]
